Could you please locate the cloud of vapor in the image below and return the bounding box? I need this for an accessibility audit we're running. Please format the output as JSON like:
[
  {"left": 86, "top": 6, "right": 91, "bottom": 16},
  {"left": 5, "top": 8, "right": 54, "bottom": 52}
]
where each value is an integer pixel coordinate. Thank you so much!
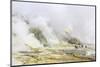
[{"left": 12, "top": 1, "right": 95, "bottom": 49}]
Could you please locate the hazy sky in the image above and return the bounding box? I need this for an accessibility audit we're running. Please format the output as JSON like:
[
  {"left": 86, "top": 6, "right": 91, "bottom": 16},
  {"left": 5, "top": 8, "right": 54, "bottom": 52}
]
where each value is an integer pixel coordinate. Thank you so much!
[{"left": 12, "top": 1, "right": 95, "bottom": 44}]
